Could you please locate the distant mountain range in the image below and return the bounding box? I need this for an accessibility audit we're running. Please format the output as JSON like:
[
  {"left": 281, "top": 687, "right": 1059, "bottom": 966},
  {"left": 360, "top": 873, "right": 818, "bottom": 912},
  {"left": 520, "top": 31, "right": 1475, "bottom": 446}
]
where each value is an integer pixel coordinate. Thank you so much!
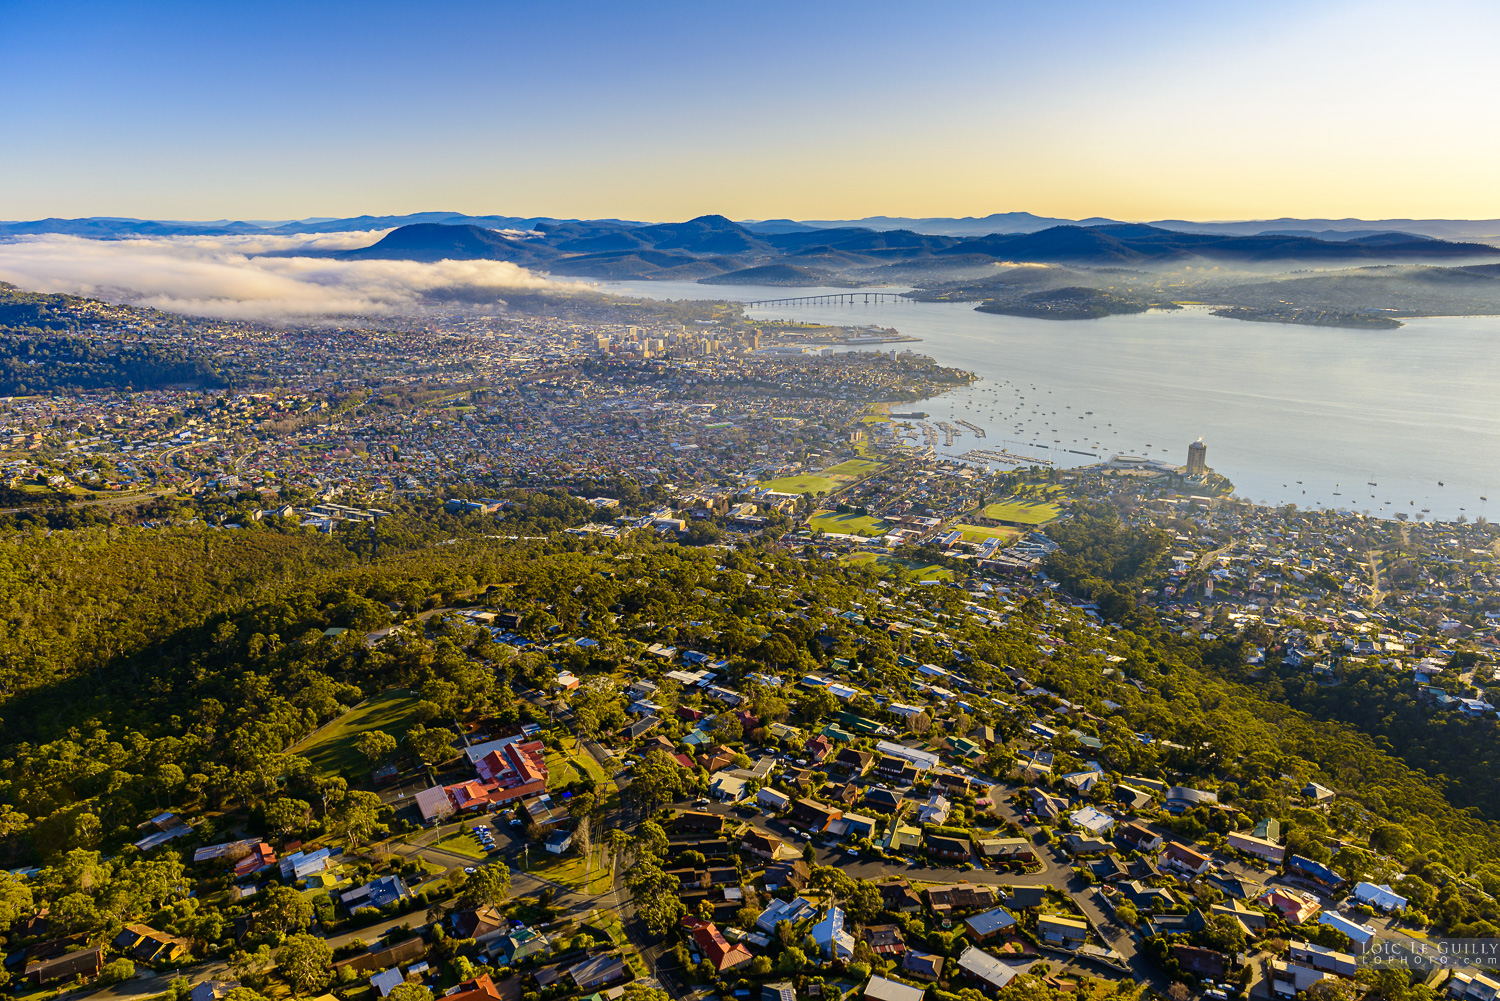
[
  {"left": 6, "top": 209, "right": 1500, "bottom": 244},
  {"left": 310, "top": 215, "right": 1498, "bottom": 279},
  {"left": 3, "top": 211, "right": 1497, "bottom": 281}
]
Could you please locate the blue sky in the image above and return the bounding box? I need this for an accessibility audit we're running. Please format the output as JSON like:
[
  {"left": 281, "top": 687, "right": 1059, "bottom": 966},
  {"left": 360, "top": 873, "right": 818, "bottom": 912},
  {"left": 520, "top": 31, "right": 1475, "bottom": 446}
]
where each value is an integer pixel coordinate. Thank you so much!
[{"left": 3, "top": 0, "right": 1498, "bottom": 222}]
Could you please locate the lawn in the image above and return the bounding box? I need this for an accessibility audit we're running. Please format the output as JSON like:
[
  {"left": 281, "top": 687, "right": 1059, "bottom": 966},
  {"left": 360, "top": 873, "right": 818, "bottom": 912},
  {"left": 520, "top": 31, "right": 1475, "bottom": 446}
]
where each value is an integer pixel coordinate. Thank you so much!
[
  {"left": 758, "top": 457, "right": 885, "bottom": 497},
  {"left": 522, "top": 844, "right": 614, "bottom": 895},
  {"left": 953, "top": 523, "right": 1019, "bottom": 543},
  {"left": 980, "top": 497, "right": 1062, "bottom": 525},
  {"left": 808, "top": 510, "right": 891, "bottom": 537},
  {"left": 289, "top": 688, "right": 424, "bottom": 779},
  {"left": 432, "top": 831, "right": 490, "bottom": 861},
  {"left": 544, "top": 737, "right": 617, "bottom": 814}
]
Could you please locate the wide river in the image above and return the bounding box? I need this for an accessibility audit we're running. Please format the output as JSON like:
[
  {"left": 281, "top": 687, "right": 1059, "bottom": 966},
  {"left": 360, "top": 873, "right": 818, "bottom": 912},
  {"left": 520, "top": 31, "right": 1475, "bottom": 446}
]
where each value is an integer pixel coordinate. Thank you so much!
[{"left": 603, "top": 280, "right": 1500, "bottom": 522}]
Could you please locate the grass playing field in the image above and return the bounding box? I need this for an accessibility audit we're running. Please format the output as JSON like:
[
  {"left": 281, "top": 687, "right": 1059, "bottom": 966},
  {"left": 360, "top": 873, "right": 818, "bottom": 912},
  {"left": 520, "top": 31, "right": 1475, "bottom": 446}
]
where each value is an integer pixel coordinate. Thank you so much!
[
  {"left": 758, "top": 457, "right": 885, "bottom": 496},
  {"left": 953, "top": 523, "right": 1019, "bottom": 543},
  {"left": 980, "top": 497, "right": 1062, "bottom": 525},
  {"left": 807, "top": 510, "right": 891, "bottom": 537}
]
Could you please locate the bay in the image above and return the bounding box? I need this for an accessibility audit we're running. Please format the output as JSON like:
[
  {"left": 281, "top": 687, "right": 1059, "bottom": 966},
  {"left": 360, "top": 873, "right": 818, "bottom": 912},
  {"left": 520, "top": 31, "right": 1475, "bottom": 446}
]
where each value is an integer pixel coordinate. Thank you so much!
[{"left": 603, "top": 280, "right": 1500, "bottom": 523}]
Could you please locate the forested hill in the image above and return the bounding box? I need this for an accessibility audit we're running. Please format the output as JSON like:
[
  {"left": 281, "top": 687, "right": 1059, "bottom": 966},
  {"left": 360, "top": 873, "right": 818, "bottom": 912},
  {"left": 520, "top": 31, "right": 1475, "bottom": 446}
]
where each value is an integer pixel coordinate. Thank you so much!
[
  {"left": 3, "top": 497, "right": 1500, "bottom": 915},
  {"left": 0, "top": 283, "right": 227, "bottom": 393}
]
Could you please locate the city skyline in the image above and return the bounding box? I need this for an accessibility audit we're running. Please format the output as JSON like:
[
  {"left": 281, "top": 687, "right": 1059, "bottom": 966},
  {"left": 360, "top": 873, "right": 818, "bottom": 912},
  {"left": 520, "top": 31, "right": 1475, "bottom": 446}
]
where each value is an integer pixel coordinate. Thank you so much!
[{"left": 4, "top": 0, "right": 1500, "bottom": 223}]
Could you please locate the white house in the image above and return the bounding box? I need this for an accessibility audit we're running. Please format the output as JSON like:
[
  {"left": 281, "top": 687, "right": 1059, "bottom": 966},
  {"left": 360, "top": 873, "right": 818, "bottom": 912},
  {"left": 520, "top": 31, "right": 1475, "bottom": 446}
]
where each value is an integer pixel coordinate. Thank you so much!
[
  {"left": 864, "top": 976, "right": 925, "bottom": 1001},
  {"left": 1319, "top": 911, "right": 1378, "bottom": 953},
  {"left": 918, "top": 794, "right": 952, "bottom": 825},
  {"left": 810, "top": 907, "right": 855, "bottom": 959},
  {"left": 874, "top": 740, "right": 940, "bottom": 771},
  {"left": 757, "top": 897, "right": 816, "bottom": 933},
  {"left": 1352, "top": 882, "right": 1407, "bottom": 913},
  {"left": 709, "top": 772, "right": 748, "bottom": 802},
  {"left": 1069, "top": 806, "right": 1115, "bottom": 837}
]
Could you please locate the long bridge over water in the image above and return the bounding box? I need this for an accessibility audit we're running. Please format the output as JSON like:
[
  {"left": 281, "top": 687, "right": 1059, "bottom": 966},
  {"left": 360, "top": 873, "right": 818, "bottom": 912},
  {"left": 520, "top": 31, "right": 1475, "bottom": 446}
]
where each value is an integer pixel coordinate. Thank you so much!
[{"left": 744, "top": 292, "right": 910, "bottom": 307}]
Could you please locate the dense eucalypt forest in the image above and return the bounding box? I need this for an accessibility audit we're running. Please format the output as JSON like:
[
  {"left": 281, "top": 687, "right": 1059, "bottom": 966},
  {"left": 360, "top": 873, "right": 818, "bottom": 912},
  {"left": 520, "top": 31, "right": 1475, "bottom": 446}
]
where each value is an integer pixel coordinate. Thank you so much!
[{"left": 3, "top": 488, "right": 1500, "bottom": 972}]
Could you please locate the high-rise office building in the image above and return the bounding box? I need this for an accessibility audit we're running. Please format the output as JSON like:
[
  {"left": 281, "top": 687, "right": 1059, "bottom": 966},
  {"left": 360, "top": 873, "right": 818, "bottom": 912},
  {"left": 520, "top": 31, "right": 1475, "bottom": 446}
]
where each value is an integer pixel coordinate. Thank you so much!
[{"left": 1186, "top": 438, "right": 1208, "bottom": 477}]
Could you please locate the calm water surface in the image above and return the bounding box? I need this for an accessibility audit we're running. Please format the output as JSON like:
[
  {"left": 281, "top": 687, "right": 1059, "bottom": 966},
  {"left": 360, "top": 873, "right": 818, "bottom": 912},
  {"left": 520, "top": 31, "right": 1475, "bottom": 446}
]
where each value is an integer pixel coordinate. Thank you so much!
[{"left": 604, "top": 280, "right": 1500, "bottom": 522}]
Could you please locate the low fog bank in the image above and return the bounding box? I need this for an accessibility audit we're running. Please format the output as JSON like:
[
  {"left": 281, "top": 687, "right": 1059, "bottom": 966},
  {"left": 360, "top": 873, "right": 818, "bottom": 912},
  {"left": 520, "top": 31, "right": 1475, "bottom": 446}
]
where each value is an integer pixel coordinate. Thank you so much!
[{"left": 0, "top": 232, "right": 571, "bottom": 321}]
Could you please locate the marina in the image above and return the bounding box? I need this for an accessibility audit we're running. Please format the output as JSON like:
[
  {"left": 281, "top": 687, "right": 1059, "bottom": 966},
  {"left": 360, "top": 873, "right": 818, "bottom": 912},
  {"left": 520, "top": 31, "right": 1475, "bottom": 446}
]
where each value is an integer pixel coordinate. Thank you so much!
[{"left": 956, "top": 447, "right": 1055, "bottom": 467}]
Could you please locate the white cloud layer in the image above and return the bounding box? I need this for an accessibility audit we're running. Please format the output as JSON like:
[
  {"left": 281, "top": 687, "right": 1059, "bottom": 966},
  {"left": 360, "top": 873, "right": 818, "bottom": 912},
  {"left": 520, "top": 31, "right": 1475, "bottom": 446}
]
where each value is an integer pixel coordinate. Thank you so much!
[{"left": 0, "top": 232, "right": 566, "bottom": 321}]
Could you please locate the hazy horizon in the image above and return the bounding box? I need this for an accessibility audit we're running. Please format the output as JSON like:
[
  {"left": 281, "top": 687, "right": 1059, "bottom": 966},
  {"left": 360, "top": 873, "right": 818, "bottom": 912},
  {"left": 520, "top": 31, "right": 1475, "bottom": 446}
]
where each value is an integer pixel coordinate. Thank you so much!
[{"left": 4, "top": 0, "right": 1500, "bottom": 223}]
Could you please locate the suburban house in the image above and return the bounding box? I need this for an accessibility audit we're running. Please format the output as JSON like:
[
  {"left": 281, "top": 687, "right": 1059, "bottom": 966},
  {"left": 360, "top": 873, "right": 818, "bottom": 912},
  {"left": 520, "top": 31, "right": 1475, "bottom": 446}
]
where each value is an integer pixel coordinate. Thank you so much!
[
  {"left": 1353, "top": 882, "right": 1408, "bottom": 912},
  {"left": 1063, "top": 834, "right": 1114, "bottom": 857},
  {"left": 810, "top": 906, "right": 856, "bottom": 959},
  {"left": 743, "top": 831, "right": 789, "bottom": 861},
  {"left": 975, "top": 838, "right": 1036, "bottom": 868},
  {"left": 757, "top": 896, "right": 817, "bottom": 933},
  {"left": 927, "top": 882, "right": 998, "bottom": 914},
  {"left": 683, "top": 917, "right": 754, "bottom": 972},
  {"left": 1037, "top": 914, "right": 1088, "bottom": 948},
  {"left": 792, "top": 799, "right": 842, "bottom": 832},
  {"left": 924, "top": 832, "right": 971, "bottom": 862},
  {"left": 963, "top": 908, "right": 1018, "bottom": 941},
  {"left": 341, "top": 875, "right": 411, "bottom": 913},
  {"left": 955, "top": 946, "right": 1020, "bottom": 995},
  {"left": 568, "top": 955, "right": 628, "bottom": 990},
  {"left": 902, "top": 950, "right": 944, "bottom": 981},
  {"left": 758, "top": 787, "right": 791, "bottom": 812},
  {"left": 1069, "top": 806, "right": 1115, "bottom": 837},
  {"left": 1161, "top": 842, "right": 1211, "bottom": 876},
  {"left": 1172, "top": 945, "right": 1228, "bottom": 980},
  {"left": 764, "top": 861, "right": 811, "bottom": 892},
  {"left": 863, "top": 924, "right": 906, "bottom": 956},
  {"left": 918, "top": 794, "right": 952, "bottom": 825},
  {"left": 879, "top": 879, "right": 924, "bottom": 913},
  {"left": 864, "top": 976, "right": 925, "bottom": 1001},
  {"left": 833, "top": 748, "right": 875, "bottom": 776},
  {"left": 1116, "top": 822, "right": 1162, "bottom": 852},
  {"left": 1260, "top": 889, "right": 1321, "bottom": 925},
  {"left": 862, "top": 788, "right": 904, "bottom": 813},
  {"left": 1112, "top": 784, "right": 1155, "bottom": 811},
  {"left": 1227, "top": 831, "right": 1285, "bottom": 863},
  {"left": 1319, "top": 912, "right": 1378, "bottom": 953},
  {"left": 27, "top": 948, "right": 104, "bottom": 987}
]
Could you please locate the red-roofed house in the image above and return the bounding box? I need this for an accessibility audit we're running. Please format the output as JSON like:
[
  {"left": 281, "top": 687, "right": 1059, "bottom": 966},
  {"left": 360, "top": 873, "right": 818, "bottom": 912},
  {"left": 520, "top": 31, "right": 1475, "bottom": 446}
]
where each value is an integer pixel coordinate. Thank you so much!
[
  {"left": 234, "top": 842, "right": 277, "bottom": 878},
  {"left": 445, "top": 974, "right": 503, "bottom": 1001},
  {"left": 804, "top": 736, "right": 834, "bottom": 763},
  {"left": 682, "top": 917, "right": 753, "bottom": 972},
  {"left": 1260, "top": 888, "right": 1321, "bottom": 925}
]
